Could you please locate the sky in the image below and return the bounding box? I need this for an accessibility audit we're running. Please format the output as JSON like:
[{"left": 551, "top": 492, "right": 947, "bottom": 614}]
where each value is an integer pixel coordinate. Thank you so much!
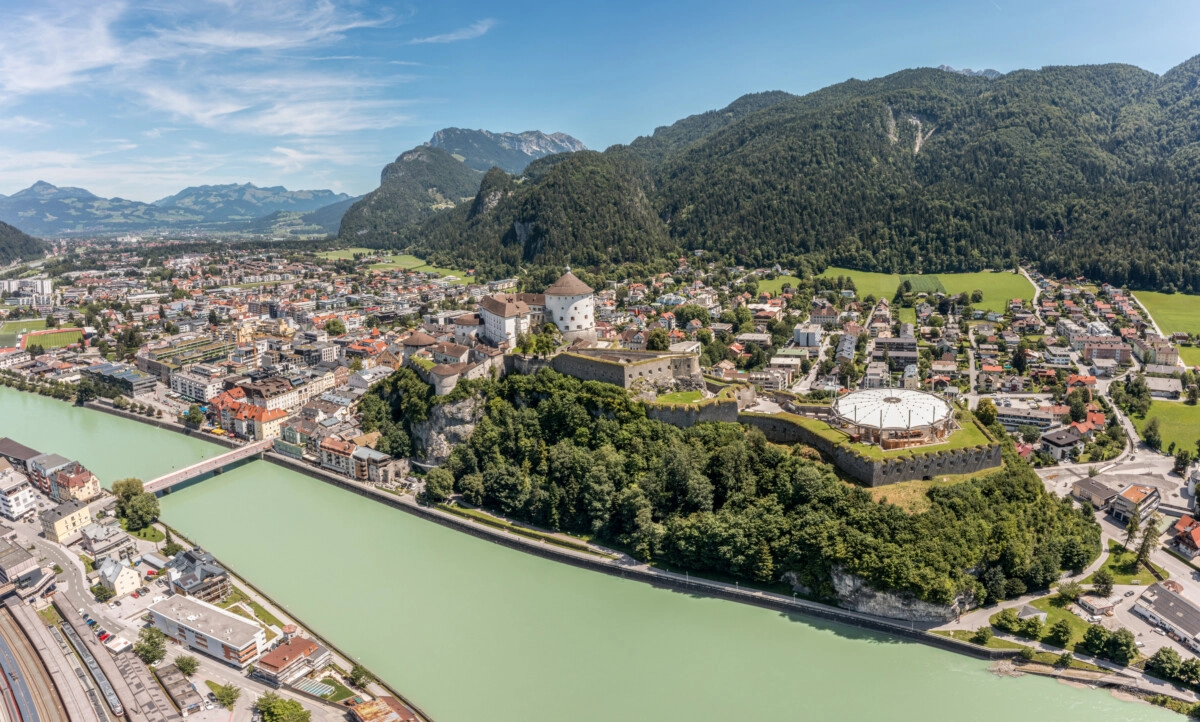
[{"left": 1, "top": 0, "right": 1199, "bottom": 202}]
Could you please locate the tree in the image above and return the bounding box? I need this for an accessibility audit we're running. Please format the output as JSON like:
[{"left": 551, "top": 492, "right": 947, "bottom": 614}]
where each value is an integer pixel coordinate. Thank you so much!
[
  {"left": 324, "top": 319, "right": 346, "bottom": 336},
  {"left": 1057, "top": 581, "right": 1083, "bottom": 603},
  {"left": 348, "top": 663, "right": 373, "bottom": 688},
  {"left": 134, "top": 627, "right": 166, "bottom": 664},
  {"left": 1144, "top": 417, "right": 1162, "bottom": 450},
  {"left": 91, "top": 584, "right": 114, "bottom": 602},
  {"left": 971, "top": 626, "right": 993, "bottom": 645},
  {"left": 349, "top": 357, "right": 364, "bottom": 372},
  {"left": 1055, "top": 651, "right": 1074, "bottom": 668},
  {"left": 124, "top": 493, "right": 160, "bottom": 531},
  {"left": 174, "top": 655, "right": 199, "bottom": 677},
  {"left": 1104, "top": 627, "right": 1138, "bottom": 666},
  {"left": 1092, "top": 568, "right": 1115, "bottom": 597},
  {"left": 255, "top": 692, "right": 311, "bottom": 722},
  {"left": 112, "top": 478, "right": 144, "bottom": 514},
  {"left": 994, "top": 608, "right": 1020, "bottom": 633},
  {"left": 212, "top": 683, "right": 241, "bottom": 710},
  {"left": 1175, "top": 448, "right": 1194, "bottom": 475},
  {"left": 975, "top": 398, "right": 997, "bottom": 426},
  {"left": 1136, "top": 520, "right": 1160, "bottom": 568},
  {"left": 645, "top": 328, "right": 670, "bottom": 351},
  {"left": 1123, "top": 509, "right": 1142, "bottom": 550},
  {"left": 1081, "top": 623, "right": 1110, "bottom": 656},
  {"left": 1018, "top": 425, "right": 1041, "bottom": 444},
  {"left": 162, "top": 528, "right": 185, "bottom": 557},
  {"left": 423, "top": 468, "right": 454, "bottom": 503},
  {"left": 183, "top": 405, "right": 204, "bottom": 426},
  {"left": 1046, "top": 618, "right": 1073, "bottom": 647},
  {"left": 1147, "top": 646, "right": 1183, "bottom": 680},
  {"left": 1019, "top": 615, "right": 1044, "bottom": 640}
]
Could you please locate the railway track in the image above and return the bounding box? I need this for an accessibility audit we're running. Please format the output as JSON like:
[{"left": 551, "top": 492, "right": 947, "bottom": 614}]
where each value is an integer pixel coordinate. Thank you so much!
[{"left": 0, "top": 611, "right": 66, "bottom": 722}]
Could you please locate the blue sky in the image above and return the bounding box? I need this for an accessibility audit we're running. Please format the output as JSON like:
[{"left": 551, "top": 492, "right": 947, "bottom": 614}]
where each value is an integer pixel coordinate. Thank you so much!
[{"left": 1, "top": 0, "right": 1198, "bottom": 202}]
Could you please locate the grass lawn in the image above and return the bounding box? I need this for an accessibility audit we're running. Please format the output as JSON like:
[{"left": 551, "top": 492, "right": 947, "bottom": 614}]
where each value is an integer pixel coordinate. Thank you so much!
[
  {"left": 1134, "top": 291, "right": 1200, "bottom": 335},
  {"left": 317, "top": 247, "right": 373, "bottom": 260},
  {"left": 217, "top": 586, "right": 250, "bottom": 609},
  {"left": 436, "top": 504, "right": 608, "bottom": 556},
  {"left": 818, "top": 268, "right": 1034, "bottom": 312},
  {"left": 818, "top": 267, "right": 902, "bottom": 300},
  {"left": 1133, "top": 402, "right": 1200, "bottom": 454},
  {"left": 246, "top": 599, "right": 284, "bottom": 629},
  {"left": 1083, "top": 540, "right": 1169, "bottom": 585},
  {"left": 36, "top": 606, "right": 62, "bottom": 626},
  {"left": 655, "top": 390, "right": 704, "bottom": 404},
  {"left": 22, "top": 328, "right": 83, "bottom": 350},
  {"left": 320, "top": 678, "right": 355, "bottom": 703},
  {"left": 226, "top": 605, "right": 277, "bottom": 641},
  {"left": 1029, "top": 595, "right": 1091, "bottom": 652},
  {"left": 0, "top": 318, "right": 47, "bottom": 347},
  {"left": 204, "top": 680, "right": 221, "bottom": 694},
  {"left": 79, "top": 554, "right": 95, "bottom": 573},
  {"left": 898, "top": 307, "right": 917, "bottom": 325},
  {"left": 936, "top": 629, "right": 1026, "bottom": 650},
  {"left": 119, "top": 519, "right": 165, "bottom": 543},
  {"left": 318, "top": 249, "right": 469, "bottom": 284},
  {"left": 867, "top": 466, "right": 1004, "bottom": 513},
  {"left": 1179, "top": 346, "right": 1200, "bottom": 368},
  {"left": 939, "top": 271, "right": 1035, "bottom": 312},
  {"left": 756, "top": 275, "right": 803, "bottom": 296}
]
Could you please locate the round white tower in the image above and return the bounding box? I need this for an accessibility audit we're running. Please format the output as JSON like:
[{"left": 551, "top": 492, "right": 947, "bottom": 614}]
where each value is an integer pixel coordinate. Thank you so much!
[{"left": 544, "top": 268, "right": 596, "bottom": 343}]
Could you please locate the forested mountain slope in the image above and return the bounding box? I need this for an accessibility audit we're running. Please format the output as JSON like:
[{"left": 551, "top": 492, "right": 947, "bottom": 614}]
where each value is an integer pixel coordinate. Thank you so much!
[
  {"left": 368, "top": 57, "right": 1200, "bottom": 291},
  {"left": 0, "top": 221, "right": 45, "bottom": 265}
]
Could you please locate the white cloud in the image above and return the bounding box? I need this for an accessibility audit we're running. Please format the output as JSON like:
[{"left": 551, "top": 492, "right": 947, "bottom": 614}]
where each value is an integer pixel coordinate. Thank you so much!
[
  {"left": 0, "top": 116, "right": 49, "bottom": 131},
  {"left": 408, "top": 19, "right": 497, "bottom": 44}
]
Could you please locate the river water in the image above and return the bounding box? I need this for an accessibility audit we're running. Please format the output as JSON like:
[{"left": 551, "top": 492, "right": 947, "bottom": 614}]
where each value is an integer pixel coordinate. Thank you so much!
[{"left": 0, "top": 387, "right": 1177, "bottom": 721}]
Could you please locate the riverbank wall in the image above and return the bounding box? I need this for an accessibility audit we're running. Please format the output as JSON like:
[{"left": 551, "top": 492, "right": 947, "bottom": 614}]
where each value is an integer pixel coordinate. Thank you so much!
[{"left": 77, "top": 393, "right": 1018, "bottom": 665}]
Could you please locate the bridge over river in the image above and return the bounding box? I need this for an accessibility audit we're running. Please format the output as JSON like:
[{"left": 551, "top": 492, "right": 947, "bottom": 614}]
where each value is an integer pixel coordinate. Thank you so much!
[{"left": 143, "top": 439, "right": 272, "bottom": 495}]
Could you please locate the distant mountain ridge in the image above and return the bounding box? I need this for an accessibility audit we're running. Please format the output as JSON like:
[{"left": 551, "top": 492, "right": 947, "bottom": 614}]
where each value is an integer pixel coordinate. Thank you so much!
[
  {"left": 427, "top": 128, "right": 586, "bottom": 173},
  {"left": 0, "top": 181, "right": 351, "bottom": 236},
  {"left": 937, "top": 65, "right": 1003, "bottom": 79}
]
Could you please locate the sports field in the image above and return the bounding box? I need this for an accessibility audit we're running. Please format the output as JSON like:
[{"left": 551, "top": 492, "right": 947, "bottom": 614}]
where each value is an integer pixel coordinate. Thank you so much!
[
  {"left": 1134, "top": 402, "right": 1200, "bottom": 453},
  {"left": 818, "top": 267, "right": 1034, "bottom": 312},
  {"left": 318, "top": 248, "right": 468, "bottom": 284},
  {"left": 0, "top": 319, "right": 47, "bottom": 348},
  {"left": 21, "top": 328, "right": 83, "bottom": 350},
  {"left": 1133, "top": 291, "right": 1200, "bottom": 336}
]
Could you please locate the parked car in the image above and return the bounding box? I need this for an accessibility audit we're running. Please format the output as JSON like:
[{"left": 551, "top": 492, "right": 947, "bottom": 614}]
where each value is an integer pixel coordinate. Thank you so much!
[
  {"left": 98, "top": 633, "right": 110, "bottom": 642},
  {"left": 1125, "top": 590, "right": 1135, "bottom": 597},
  {"left": 86, "top": 619, "right": 96, "bottom": 627}
]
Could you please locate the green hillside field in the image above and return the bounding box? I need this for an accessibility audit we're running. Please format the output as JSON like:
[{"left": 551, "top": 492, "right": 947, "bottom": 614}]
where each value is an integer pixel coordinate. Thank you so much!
[
  {"left": 1133, "top": 291, "right": 1200, "bottom": 336},
  {"left": 818, "top": 267, "right": 1034, "bottom": 312}
]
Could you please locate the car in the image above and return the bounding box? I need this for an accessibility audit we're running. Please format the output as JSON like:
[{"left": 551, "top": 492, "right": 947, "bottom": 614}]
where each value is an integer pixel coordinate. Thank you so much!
[
  {"left": 86, "top": 619, "right": 96, "bottom": 627},
  {"left": 77, "top": 607, "right": 85, "bottom": 616},
  {"left": 113, "top": 600, "right": 122, "bottom": 606},
  {"left": 131, "top": 592, "right": 139, "bottom": 598},
  {"left": 207, "top": 693, "right": 216, "bottom": 702},
  {"left": 1136, "top": 641, "right": 1146, "bottom": 647},
  {"left": 1153, "top": 628, "right": 1167, "bottom": 635},
  {"left": 1125, "top": 590, "right": 1135, "bottom": 597},
  {"left": 98, "top": 633, "right": 110, "bottom": 641}
]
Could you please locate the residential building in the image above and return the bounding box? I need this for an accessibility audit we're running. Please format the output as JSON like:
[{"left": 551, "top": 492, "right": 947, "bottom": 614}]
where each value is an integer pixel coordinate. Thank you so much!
[
  {"left": 1040, "top": 428, "right": 1083, "bottom": 461},
  {"left": 995, "top": 407, "right": 1056, "bottom": 432},
  {"left": 252, "top": 636, "right": 331, "bottom": 687},
  {"left": 1134, "top": 583, "right": 1200, "bottom": 653},
  {"left": 95, "top": 555, "right": 141, "bottom": 597},
  {"left": 81, "top": 362, "right": 157, "bottom": 396},
  {"left": 0, "top": 438, "right": 41, "bottom": 472},
  {"left": 1111, "top": 483, "right": 1161, "bottom": 523},
  {"left": 239, "top": 377, "right": 299, "bottom": 412},
  {"left": 51, "top": 461, "right": 101, "bottom": 503},
  {"left": 81, "top": 522, "right": 136, "bottom": 561},
  {"left": 149, "top": 596, "right": 266, "bottom": 669},
  {"left": 40, "top": 500, "right": 92, "bottom": 544},
  {"left": 0, "top": 538, "right": 39, "bottom": 587},
  {"left": 26, "top": 453, "right": 72, "bottom": 496},
  {"left": 170, "top": 365, "right": 227, "bottom": 402},
  {"left": 1145, "top": 377, "right": 1183, "bottom": 399},
  {"left": 319, "top": 437, "right": 356, "bottom": 476},
  {"left": 351, "top": 446, "right": 396, "bottom": 484},
  {"left": 0, "top": 469, "right": 37, "bottom": 521},
  {"left": 165, "top": 549, "right": 232, "bottom": 604},
  {"left": 1071, "top": 478, "right": 1119, "bottom": 510},
  {"left": 793, "top": 323, "right": 822, "bottom": 348},
  {"left": 155, "top": 664, "right": 205, "bottom": 716},
  {"left": 349, "top": 697, "right": 419, "bottom": 722}
]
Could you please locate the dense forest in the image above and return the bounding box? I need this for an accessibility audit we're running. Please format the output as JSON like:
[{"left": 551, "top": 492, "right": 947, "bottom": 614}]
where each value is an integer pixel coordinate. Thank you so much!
[
  {"left": 362, "top": 369, "right": 1100, "bottom": 605},
  {"left": 0, "top": 221, "right": 45, "bottom": 265},
  {"left": 347, "top": 56, "right": 1200, "bottom": 291}
]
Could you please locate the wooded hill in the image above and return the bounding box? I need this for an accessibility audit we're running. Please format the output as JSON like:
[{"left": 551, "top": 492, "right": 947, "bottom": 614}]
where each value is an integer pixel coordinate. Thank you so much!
[
  {"left": 0, "top": 221, "right": 44, "bottom": 265},
  {"left": 354, "top": 56, "right": 1200, "bottom": 291}
]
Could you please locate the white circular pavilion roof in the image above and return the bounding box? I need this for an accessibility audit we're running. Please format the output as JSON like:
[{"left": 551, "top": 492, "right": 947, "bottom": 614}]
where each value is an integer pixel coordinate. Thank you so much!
[{"left": 833, "top": 388, "right": 952, "bottom": 430}]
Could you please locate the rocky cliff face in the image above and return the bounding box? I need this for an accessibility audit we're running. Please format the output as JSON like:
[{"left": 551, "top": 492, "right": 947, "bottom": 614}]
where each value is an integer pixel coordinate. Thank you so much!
[
  {"left": 411, "top": 395, "right": 485, "bottom": 465},
  {"left": 820, "top": 567, "right": 974, "bottom": 622}
]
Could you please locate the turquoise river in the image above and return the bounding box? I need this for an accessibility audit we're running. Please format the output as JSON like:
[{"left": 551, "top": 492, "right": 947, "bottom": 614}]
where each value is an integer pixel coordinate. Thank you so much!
[{"left": 0, "top": 387, "right": 1177, "bottom": 721}]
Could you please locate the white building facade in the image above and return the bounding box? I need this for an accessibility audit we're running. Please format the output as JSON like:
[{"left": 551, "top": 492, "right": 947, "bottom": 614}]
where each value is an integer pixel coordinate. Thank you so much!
[
  {"left": 0, "top": 470, "right": 37, "bottom": 521},
  {"left": 543, "top": 270, "right": 595, "bottom": 343}
]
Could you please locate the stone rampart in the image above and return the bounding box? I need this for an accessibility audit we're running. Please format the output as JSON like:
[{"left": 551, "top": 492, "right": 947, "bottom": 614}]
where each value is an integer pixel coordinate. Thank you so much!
[
  {"left": 646, "top": 398, "right": 739, "bottom": 427},
  {"left": 739, "top": 412, "right": 1003, "bottom": 486}
]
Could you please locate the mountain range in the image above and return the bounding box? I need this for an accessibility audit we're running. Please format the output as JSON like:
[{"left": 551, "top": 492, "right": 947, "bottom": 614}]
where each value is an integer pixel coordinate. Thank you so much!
[
  {"left": 0, "top": 221, "right": 42, "bottom": 265},
  {"left": 427, "top": 128, "right": 587, "bottom": 173},
  {"left": 347, "top": 56, "right": 1200, "bottom": 293},
  {"left": 0, "top": 181, "right": 352, "bottom": 236}
]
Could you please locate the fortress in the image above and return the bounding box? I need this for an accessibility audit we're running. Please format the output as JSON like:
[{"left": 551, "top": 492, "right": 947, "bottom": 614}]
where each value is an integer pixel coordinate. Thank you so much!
[{"left": 479, "top": 269, "right": 596, "bottom": 346}]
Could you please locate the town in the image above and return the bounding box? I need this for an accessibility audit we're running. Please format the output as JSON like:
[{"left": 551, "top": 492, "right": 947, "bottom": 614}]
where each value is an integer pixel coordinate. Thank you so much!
[{"left": 5, "top": 239, "right": 1200, "bottom": 716}]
